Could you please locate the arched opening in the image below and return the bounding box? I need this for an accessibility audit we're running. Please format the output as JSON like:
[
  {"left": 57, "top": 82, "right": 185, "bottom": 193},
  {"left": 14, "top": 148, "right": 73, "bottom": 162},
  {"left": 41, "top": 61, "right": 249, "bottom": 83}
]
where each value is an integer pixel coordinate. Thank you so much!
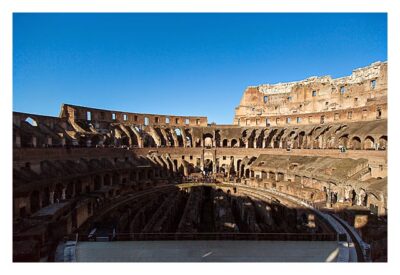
[
  {"left": 215, "top": 130, "right": 221, "bottom": 147},
  {"left": 91, "top": 135, "right": 102, "bottom": 147},
  {"left": 54, "top": 183, "right": 63, "bottom": 203},
  {"left": 265, "top": 129, "right": 276, "bottom": 148},
  {"left": 363, "top": 194, "right": 368, "bottom": 207},
  {"left": 120, "top": 135, "right": 130, "bottom": 147},
  {"left": 222, "top": 139, "right": 228, "bottom": 147},
  {"left": 378, "top": 136, "right": 387, "bottom": 150},
  {"left": 30, "top": 190, "right": 40, "bottom": 214},
  {"left": 174, "top": 128, "right": 183, "bottom": 147},
  {"left": 204, "top": 159, "right": 213, "bottom": 174},
  {"left": 75, "top": 180, "right": 83, "bottom": 195},
  {"left": 203, "top": 133, "right": 213, "bottom": 148},
  {"left": 94, "top": 175, "right": 102, "bottom": 191},
  {"left": 350, "top": 136, "right": 362, "bottom": 150},
  {"left": 65, "top": 183, "right": 73, "bottom": 200},
  {"left": 104, "top": 174, "right": 111, "bottom": 186},
  {"left": 256, "top": 130, "right": 265, "bottom": 148},
  {"left": 364, "top": 136, "right": 375, "bottom": 150},
  {"left": 25, "top": 117, "right": 38, "bottom": 127},
  {"left": 184, "top": 129, "right": 192, "bottom": 147},
  {"left": 236, "top": 159, "right": 242, "bottom": 174},
  {"left": 338, "top": 134, "right": 349, "bottom": 149},
  {"left": 42, "top": 187, "right": 50, "bottom": 207},
  {"left": 376, "top": 108, "right": 382, "bottom": 119},
  {"left": 220, "top": 164, "right": 226, "bottom": 175},
  {"left": 269, "top": 171, "right": 276, "bottom": 180},
  {"left": 245, "top": 168, "right": 250, "bottom": 178},
  {"left": 195, "top": 138, "right": 201, "bottom": 148},
  {"left": 86, "top": 111, "right": 92, "bottom": 121},
  {"left": 297, "top": 131, "right": 305, "bottom": 149},
  {"left": 246, "top": 130, "right": 256, "bottom": 148},
  {"left": 326, "top": 137, "right": 335, "bottom": 149},
  {"left": 231, "top": 139, "right": 238, "bottom": 147},
  {"left": 351, "top": 190, "right": 357, "bottom": 205},
  {"left": 112, "top": 173, "right": 120, "bottom": 185}
]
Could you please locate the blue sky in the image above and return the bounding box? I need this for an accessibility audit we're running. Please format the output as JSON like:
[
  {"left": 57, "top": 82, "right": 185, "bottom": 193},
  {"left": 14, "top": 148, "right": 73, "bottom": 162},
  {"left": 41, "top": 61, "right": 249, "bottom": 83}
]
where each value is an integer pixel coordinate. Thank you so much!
[{"left": 13, "top": 13, "right": 387, "bottom": 124}]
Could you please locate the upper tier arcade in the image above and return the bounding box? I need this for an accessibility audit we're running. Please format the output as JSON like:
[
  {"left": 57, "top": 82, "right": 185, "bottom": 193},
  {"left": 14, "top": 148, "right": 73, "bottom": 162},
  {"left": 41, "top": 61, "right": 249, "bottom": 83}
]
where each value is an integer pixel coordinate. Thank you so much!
[
  {"left": 60, "top": 104, "right": 208, "bottom": 127},
  {"left": 234, "top": 61, "right": 387, "bottom": 127}
]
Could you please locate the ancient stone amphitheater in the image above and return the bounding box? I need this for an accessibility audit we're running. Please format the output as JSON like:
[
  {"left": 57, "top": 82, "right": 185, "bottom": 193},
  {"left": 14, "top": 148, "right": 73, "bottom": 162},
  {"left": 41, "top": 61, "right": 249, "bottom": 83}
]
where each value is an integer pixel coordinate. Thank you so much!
[{"left": 13, "top": 61, "right": 387, "bottom": 262}]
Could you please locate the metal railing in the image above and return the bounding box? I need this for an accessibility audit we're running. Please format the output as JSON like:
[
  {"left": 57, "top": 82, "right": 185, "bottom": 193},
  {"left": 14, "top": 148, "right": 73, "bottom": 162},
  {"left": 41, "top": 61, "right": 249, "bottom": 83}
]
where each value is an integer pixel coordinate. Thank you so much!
[{"left": 67, "top": 232, "right": 337, "bottom": 242}]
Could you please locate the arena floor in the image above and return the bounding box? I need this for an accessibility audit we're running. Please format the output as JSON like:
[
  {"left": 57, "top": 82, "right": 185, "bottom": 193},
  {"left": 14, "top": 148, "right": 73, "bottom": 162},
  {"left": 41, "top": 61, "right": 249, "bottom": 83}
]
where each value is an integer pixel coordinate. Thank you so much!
[{"left": 75, "top": 240, "right": 339, "bottom": 262}]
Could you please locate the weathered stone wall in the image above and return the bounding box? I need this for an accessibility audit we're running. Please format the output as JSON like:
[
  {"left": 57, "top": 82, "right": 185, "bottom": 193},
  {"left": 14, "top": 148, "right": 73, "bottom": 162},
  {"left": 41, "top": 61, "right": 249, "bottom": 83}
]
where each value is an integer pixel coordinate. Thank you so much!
[
  {"left": 234, "top": 62, "right": 387, "bottom": 126},
  {"left": 60, "top": 104, "right": 208, "bottom": 127}
]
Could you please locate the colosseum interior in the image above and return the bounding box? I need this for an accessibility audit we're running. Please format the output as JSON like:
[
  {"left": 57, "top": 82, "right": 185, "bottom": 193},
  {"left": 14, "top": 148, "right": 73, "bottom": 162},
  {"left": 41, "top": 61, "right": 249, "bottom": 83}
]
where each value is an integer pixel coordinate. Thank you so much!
[{"left": 13, "top": 61, "right": 387, "bottom": 262}]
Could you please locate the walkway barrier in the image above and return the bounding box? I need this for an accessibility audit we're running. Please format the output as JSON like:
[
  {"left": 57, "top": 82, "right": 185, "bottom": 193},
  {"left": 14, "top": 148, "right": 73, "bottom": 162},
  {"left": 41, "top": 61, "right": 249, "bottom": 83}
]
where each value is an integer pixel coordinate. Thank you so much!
[{"left": 65, "top": 232, "right": 337, "bottom": 242}]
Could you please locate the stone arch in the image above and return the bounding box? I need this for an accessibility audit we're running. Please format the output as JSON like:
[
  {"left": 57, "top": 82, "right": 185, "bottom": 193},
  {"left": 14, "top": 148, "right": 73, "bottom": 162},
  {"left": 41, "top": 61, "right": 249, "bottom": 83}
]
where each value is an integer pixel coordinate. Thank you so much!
[
  {"left": 231, "top": 139, "right": 238, "bottom": 147},
  {"left": 236, "top": 159, "right": 242, "bottom": 174},
  {"left": 65, "top": 182, "right": 74, "bottom": 200},
  {"left": 274, "top": 129, "right": 286, "bottom": 148},
  {"left": 54, "top": 183, "right": 64, "bottom": 202},
  {"left": 247, "top": 156, "right": 257, "bottom": 166},
  {"left": 222, "top": 139, "right": 228, "bottom": 147},
  {"left": 25, "top": 117, "right": 38, "bottom": 127},
  {"left": 203, "top": 133, "right": 214, "bottom": 148},
  {"left": 246, "top": 129, "right": 256, "bottom": 148},
  {"left": 174, "top": 128, "right": 184, "bottom": 147},
  {"left": 326, "top": 136, "right": 335, "bottom": 149},
  {"left": 214, "top": 130, "right": 221, "bottom": 147},
  {"left": 204, "top": 159, "right": 213, "bottom": 174},
  {"left": 245, "top": 168, "right": 250, "bottom": 178},
  {"left": 255, "top": 130, "right": 265, "bottom": 148},
  {"left": 143, "top": 132, "right": 157, "bottom": 147},
  {"left": 350, "top": 136, "right": 362, "bottom": 150},
  {"left": 338, "top": 134, "right": 349, "bottom": 148},
  {"left": 265, "top": 129, "right": 277, "bottom": 148},
  {"left": 41, "top": 187, "right": 50, "bottom": 207},
  {"left": 363, "top": 136, "right": 375, "bottom": 150},
  {"left": 220, "top": 164, "right": 227, "bottom": 174},
  {"left": 296, "top": 131, "right": 306, "bottom": 149},
  {"left": 378, "top": 135, "right": 387, "bottom": 150}
]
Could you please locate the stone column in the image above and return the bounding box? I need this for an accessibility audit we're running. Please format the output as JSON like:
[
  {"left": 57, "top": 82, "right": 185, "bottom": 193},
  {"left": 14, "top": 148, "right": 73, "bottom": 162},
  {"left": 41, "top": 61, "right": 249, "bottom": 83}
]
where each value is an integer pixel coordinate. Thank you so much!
[
  {"left": 32, "top": 136, "right": 37, "bottom": 148},
  {"left": 181, "top": 129, "right": 187, "bottom": 148},
  {"left": 337, "top": 190, "right": 344, "bottom": 203},
  {"left": 318, "top": 136, "right": 323, "bottom": 149},
  {"left": 200, "top": 149, "right": 205, "bottom": 171},
  {"left": 62, "top": 188, "right": 66, "bottom": 200},
  {"left": 50, "top": 191, "right": 55, "bottom": 204},
  {"left": 15, "top": 135, "right": 21, "bottom": 148}
]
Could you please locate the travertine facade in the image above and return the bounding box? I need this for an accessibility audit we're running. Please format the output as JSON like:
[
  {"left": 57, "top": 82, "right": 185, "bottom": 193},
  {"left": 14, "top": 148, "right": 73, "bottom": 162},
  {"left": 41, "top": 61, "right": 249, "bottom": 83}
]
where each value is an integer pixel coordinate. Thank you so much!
[
  {"left": 234, "top": 62, "right": 387, "bottom": 127},
  {"left": 13, "top": 62, "right": 387, "bottom": 262}
]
